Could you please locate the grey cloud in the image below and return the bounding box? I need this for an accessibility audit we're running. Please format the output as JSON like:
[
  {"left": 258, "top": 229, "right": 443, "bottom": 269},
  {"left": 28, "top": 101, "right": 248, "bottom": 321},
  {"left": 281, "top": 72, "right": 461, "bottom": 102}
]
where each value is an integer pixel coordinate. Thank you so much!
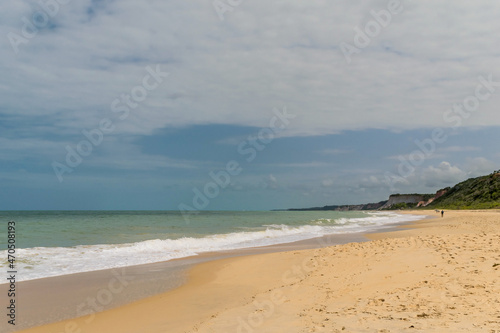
[{"left": 2, "top": 0, "right": 500, "bottom": 141}]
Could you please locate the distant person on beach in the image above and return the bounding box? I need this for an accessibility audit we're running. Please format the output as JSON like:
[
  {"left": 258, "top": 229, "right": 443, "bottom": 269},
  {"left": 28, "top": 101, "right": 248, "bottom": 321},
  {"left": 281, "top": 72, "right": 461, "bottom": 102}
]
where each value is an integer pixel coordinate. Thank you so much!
[{"left": 441, "top": 210, "right": 444, "bottom": 217}]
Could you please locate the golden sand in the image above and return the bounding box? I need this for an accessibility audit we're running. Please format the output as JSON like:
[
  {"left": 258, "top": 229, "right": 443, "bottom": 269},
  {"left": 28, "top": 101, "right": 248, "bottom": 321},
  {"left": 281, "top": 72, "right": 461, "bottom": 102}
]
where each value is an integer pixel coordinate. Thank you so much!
[{"left": 18, "top": 210, "right": 500, "bottom": 333}]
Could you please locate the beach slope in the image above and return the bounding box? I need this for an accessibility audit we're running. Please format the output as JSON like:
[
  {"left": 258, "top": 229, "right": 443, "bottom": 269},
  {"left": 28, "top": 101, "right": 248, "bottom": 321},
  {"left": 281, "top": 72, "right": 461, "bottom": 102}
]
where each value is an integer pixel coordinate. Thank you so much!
[{"left": 18, "top": 210, "right": 500, "bottom": 332}]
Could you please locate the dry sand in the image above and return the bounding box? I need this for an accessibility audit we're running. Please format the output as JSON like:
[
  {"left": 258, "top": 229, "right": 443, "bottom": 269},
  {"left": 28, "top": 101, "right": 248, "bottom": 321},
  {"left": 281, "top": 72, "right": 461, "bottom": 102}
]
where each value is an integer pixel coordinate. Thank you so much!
[{"left": 16, "top": 210, "right": 500, "bottom": 333}]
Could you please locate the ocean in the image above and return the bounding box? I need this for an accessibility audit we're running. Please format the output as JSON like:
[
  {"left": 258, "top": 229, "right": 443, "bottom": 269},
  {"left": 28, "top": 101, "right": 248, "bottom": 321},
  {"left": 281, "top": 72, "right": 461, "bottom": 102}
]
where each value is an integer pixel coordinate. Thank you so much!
[{"left": 0, "top": 210, "right": 422, "bottom": 283}]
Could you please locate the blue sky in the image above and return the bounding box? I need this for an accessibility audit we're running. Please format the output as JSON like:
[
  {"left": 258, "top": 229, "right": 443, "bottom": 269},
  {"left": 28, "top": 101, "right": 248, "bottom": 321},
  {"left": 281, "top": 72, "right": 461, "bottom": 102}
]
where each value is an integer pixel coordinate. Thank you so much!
[{"left": 1, "top": 0, "right": 499, "bottom": 210}]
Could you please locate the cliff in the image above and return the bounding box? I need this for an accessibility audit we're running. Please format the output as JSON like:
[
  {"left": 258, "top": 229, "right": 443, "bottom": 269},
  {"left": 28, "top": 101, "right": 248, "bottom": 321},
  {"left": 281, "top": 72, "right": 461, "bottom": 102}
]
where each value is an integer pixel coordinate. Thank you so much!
[
  {"left": 287, "top": 193, "right": 435, "bottom": 211},
  {"left": 379, "top": 194, "right": 428, "bottom": 210},
  {"left": 286, "top": 169, "right": 500, "bottom": 211}
]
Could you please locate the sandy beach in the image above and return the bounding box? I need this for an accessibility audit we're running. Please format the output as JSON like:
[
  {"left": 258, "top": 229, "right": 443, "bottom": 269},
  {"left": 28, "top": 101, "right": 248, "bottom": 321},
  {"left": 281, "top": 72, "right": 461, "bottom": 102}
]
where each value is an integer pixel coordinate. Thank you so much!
[{"left": 15, "top": 210, "right": 500, "bottom": 333}]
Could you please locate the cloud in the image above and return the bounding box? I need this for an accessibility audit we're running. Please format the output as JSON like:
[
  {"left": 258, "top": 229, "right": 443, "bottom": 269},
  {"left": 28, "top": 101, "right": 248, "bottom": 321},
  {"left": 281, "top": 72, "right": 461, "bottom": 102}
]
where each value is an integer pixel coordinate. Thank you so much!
[
  {"left": 439, "top": 146, "right": 481, "bottom": 153},
  {"left": 0, "top": 137, "right": 62, "bottom": 161},
  {"left": 387, "top": 153, "right": 445, "bottom": 161},
  {"left": 2, "top": 0, "right": 500, "bottom": 143},
  {"left": 265, "top": 162, "right": 331, "bottom": 168},
  {"left": 2, "top": 1, "right": 500, "bottom": 209},
  {"left": 464, "top": 157, "right": 497, "bottom": 177},
  {"left": 321, "top": 179, "right": 335, "bottom": 187},
  {"left": 264, "top": 174, "right": 278, "bottom": 189},
  {"left": 421, "top": 161, "right": 467, "bottom": 187},
  {"left": 358, "top": 175, "right": 385, "bottom": 189}
]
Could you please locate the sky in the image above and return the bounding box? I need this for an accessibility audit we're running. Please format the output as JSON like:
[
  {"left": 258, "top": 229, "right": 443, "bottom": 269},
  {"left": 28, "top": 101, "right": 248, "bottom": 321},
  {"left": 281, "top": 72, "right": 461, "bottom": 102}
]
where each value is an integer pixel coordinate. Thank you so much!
[{"left": 1, "top": 0, "right": 499, "bottom": 210}]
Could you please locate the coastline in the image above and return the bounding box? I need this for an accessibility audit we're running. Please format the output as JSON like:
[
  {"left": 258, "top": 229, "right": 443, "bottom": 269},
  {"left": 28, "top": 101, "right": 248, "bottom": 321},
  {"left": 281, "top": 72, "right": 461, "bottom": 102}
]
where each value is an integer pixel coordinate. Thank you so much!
[
  {"left": 1, "top": 210, "right": 417, "bottom": 284},
  {"left": 2, "top": 211, "right": 417, "bottom": 332},
  {"left": 11, "top": 210, "right": 500, "bottom": 332},
  {"left": 2, "top": 228, "right": 374, "bottom": 332}
]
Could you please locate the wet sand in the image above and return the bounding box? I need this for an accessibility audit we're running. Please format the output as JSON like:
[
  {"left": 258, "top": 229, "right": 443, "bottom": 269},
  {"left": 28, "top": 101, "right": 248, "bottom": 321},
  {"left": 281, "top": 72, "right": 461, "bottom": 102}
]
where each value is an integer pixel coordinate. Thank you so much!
[
  {"left": 3, "top": 229, "right": 373, "bottom": 332},
  {"left": 11, "top": 210, "right": 500, "bottom": 332}
]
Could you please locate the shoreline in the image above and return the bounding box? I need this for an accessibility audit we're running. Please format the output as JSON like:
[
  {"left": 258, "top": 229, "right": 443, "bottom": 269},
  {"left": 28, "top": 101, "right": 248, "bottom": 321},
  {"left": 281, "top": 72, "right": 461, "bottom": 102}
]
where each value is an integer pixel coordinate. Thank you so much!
[
  {"left": 2, "top": 229, "right": 375, "bottom": 332},
  {"left": 8, "top": 234, "right": 370, "bottom": 331},
  {"left": 2, "top": 212, "right": 422, "bottom": 332},
  {"left": 2, "top": 210, "right": 419, "bottom": 285},
  {"left": 11, "top": 210, "right": 500, "bottom": 332}
]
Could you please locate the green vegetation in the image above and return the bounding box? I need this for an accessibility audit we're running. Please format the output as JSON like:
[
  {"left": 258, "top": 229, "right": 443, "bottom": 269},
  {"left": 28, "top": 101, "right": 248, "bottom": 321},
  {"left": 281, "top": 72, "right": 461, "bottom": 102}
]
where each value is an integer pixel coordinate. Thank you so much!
[
  {"left": 390, "top": 193, "right": 434, "bottom": 200},
  {"left": 421, "top": 193, "right": 436, "bottom": 201},
  {"left": 427, "top": 171, "right": 500, "bottom": 210},
  {"left": 382, "top": 202, "right": 418, "bottom": 210}
]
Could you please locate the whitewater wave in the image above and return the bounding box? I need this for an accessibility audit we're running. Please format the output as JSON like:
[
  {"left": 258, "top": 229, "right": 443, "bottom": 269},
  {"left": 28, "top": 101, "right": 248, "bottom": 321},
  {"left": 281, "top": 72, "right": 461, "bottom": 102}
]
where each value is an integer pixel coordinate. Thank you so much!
[{"left": 0, "top": 212, "right": 422, "bottom": 282}]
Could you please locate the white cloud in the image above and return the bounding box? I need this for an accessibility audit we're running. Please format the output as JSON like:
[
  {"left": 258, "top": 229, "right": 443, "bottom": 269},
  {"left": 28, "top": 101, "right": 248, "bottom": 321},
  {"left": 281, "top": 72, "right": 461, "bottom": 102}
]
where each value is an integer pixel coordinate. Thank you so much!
[
  {"left": 421, "top": 161, "right": 467, "bottom": 187},
  {"left": 464, "top": 157, "right": 496, "bottom": 177},
  {"left": 439, "top": 146, "right": 481, "bottom": 153},
  {"left": 2, "top": 0, "right": 500, "bottom": 141}
]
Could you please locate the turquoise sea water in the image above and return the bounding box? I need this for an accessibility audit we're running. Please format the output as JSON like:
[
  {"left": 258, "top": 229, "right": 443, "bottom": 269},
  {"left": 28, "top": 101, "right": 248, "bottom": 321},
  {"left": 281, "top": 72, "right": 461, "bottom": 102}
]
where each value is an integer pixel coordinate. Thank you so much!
[{"left": 0, "top": 210, "right": 422, "bottom": 282}]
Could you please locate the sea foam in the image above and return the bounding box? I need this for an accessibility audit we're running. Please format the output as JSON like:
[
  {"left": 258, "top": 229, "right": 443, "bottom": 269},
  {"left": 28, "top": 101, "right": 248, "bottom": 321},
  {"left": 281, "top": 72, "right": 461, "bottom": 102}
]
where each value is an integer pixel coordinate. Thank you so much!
[{"left": 0, "top": 212, "right": 422, "bottom": 282}]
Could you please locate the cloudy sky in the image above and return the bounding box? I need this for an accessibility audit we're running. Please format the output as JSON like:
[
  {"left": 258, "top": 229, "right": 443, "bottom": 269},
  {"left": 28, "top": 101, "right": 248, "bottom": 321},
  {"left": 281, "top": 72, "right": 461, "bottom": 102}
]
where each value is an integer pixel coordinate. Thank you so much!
[{"left": 1, "top": 0, "right": 499, "bottom": 210}]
